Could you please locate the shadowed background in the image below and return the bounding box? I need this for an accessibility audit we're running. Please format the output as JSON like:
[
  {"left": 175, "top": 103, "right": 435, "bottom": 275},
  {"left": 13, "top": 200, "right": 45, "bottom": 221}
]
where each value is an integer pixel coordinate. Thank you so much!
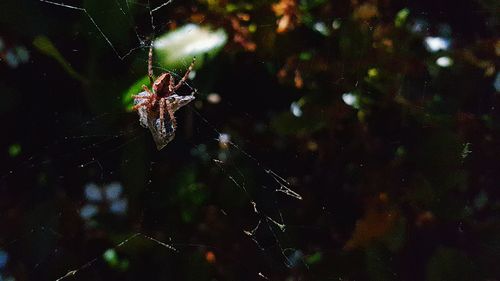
[{"left": 0, "top": 0, "right": 499, "bottom": 280}]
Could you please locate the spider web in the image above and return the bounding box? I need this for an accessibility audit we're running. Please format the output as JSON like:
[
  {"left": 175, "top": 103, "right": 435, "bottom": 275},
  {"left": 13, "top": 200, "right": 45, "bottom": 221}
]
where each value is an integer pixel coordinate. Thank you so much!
[
  {"left": 4, "top": 0, "right": 498, "bottom": 280},
  {"left": 0, "top": 1, "right": 307, "bottom": 280}
]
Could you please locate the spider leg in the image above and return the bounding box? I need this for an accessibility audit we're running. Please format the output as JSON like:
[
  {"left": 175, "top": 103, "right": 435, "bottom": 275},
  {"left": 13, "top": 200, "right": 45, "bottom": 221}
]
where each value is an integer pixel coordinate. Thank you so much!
[
  {"left": 142, "top": 85, "right": 153, "bottom": 95},
  {"left": 166, "top": 99, "right": 177, "bottom": 130},
  {"left": 132, "top": 101, "right": 149, "bottom": 110},
  {"left": 132, "top": 88, "right": 152, "bottom": 99},
  {"left": 168, "top": 74, "right": 175, "bottom": 93},
  {"left": 132, "top": 86, "right": 155, "bottom": 110},
  {"left": 148, "top": 41, "right": 154, "bottom": 85},
  {"left": 159, "top": 98, "right": 165, "bottom": 129},
  {"left": 141, "top": 85, "right": 157, "bottom": 106},
  {"left": 172, "top": 57, "right": 196, "bottom": 92}
]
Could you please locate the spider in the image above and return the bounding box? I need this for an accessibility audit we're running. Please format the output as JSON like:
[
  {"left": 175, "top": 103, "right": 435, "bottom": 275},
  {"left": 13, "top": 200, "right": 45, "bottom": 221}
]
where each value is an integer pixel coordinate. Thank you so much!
[{"left": 133, "top": 43, "right": 196, "bottom": 131}]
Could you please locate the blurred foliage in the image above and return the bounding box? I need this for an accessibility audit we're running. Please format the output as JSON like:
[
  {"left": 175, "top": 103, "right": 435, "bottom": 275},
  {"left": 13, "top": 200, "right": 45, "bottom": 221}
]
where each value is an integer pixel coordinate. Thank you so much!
[
  {"left": 33, "top": 35, "right": 87, "bottom": 83},
  {"left": 7, "top": 144, "right": 21, "bottom": 158},
  {"left": 0, "top": 0, "right": 499, "bottom": 280},
  {"left": 154, "top": 23, "right": 228, "bottom": 68}
]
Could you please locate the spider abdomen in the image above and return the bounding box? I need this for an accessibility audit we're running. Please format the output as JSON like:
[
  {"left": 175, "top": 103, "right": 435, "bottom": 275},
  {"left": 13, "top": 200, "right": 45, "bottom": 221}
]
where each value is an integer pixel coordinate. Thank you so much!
[{"left": 153, "top": 73, "right": 170, "bottom": 97}]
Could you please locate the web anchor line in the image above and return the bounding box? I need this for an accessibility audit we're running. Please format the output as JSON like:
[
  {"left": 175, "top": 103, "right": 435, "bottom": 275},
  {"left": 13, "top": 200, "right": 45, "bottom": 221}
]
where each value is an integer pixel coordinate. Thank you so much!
[
  {"left": 38, "top": 0, "right": 159, "bottom": 60},
  {"left": 151, "top": 0, "right": 174, "bottom": 12},
  {"left": 54, "top": 233, "right": 177, "bottom": 281}
]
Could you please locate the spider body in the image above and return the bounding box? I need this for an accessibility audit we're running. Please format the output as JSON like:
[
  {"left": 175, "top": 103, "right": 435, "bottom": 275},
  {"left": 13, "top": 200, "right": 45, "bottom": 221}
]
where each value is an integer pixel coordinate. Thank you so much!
[
  {"left": 153, "top": 73, "right": 168, "bottom": 96},
  {"left": 133, "top": 43, "right": 195, "bottom": 149}
]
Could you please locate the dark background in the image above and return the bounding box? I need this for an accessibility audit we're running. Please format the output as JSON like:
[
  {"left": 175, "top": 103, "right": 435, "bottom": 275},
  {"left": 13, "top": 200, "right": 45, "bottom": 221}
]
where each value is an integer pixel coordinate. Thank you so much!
[{"left": 0, "top": 0, "right": 499, "bottom": 280}]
